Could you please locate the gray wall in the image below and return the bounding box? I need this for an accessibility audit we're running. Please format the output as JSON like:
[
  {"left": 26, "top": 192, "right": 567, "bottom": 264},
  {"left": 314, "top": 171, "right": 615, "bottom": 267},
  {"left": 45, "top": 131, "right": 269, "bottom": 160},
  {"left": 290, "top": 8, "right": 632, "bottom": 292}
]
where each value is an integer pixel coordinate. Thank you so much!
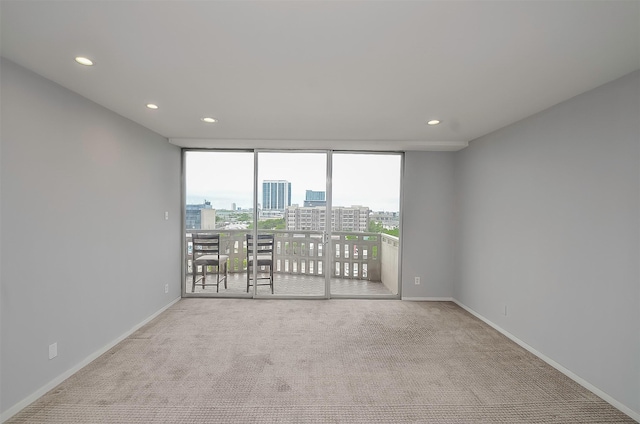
[
  {"left": 454, "top": 71, "right": 640, "bottom": 414},
  {"left": 401, "top": 152, "right": 455, "bottom": 299},
  {"left": 0, "top": 59, "right": 182, "bottom": 413}
]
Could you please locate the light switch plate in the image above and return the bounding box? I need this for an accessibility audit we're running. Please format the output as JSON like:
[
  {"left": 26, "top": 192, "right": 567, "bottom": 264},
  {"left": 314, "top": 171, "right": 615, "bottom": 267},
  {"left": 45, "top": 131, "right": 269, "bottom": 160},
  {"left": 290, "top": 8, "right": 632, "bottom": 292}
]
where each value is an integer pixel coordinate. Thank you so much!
[{"left": 49, "top": 342, "right": 58, "bottom": 360}]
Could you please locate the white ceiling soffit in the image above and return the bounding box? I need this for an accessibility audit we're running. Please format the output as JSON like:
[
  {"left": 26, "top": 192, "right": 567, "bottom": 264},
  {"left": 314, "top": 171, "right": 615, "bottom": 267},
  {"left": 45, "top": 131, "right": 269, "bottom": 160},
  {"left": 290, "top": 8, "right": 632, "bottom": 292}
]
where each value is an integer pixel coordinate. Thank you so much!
[
  {"left": 169, "top": 138, "right": 468, "bottom": 151},
  {"left": 1, "top": 1, "right": 639, "bottom": 151}
]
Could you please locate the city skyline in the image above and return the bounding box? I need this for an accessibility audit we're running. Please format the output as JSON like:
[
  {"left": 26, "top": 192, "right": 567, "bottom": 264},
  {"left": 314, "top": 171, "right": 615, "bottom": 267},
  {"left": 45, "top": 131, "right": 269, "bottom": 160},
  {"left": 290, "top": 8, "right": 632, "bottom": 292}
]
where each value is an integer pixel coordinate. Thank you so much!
[{"left": 185, "top": 151, "right": 401, "bottom": 212}]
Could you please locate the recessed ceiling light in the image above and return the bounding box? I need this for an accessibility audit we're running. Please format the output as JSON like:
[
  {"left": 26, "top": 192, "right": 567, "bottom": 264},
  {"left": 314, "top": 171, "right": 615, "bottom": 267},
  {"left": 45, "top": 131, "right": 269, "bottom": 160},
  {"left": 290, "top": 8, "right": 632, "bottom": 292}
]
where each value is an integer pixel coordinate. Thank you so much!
[
  {"left": 201, "top": 117, "right": 217, "bottom": 123},
  {"left": 427, "top": 119, "right": 441, "bottom": 126},
  {"left": 146, "top": 104, "right": 159, "bottom": 110},
  {"left": 74, "top": 57, "right": 94, "bottom": 66}
]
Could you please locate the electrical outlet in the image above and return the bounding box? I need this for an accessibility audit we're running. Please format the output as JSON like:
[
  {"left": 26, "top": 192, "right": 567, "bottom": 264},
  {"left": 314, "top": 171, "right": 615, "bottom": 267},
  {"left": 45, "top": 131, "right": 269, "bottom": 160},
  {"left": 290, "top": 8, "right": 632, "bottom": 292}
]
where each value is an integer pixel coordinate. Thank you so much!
[
  {"left": 164, "top": 211, "right": 169, "bottom": 220},
  {"left": 49, "top": 342, "right": 58, "bottom": 360},
  {"left": 414, "top": 276, "right": 420, "bottom": 285},
  {"left": 164, "top": 284, "right": 169, "bottom": 294}
]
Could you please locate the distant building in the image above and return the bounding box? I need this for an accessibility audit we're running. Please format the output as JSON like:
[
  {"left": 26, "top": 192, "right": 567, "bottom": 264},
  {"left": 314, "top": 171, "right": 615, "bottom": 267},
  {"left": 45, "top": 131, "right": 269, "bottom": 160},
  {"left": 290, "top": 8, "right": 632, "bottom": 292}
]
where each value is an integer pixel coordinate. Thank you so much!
[
  {"left": 186, "top": 200, "right": 216, "bottom": 229},
  {"left": 200, "top": 209, "right": 217, "bottom": 230},
  {"left": 260, "top": 210, "right": 285, "bottom": 220},
  {"left": 286, "top": 206, "right": 325, "bottom": 231},
  {"left": 334, "top": 206, "right": 370, "bottom": 232},
  {"left": 262, "top": 180, "right": 291, "bottom": 211},
  {"left": 370, "top": 211, "right": 399, "bottom": 229},
  {"left": 303, "top": 190, "right": 326, "bottom": 207},
  {"left": 286, "top": 205, "right": 369, "bottom": 232}
]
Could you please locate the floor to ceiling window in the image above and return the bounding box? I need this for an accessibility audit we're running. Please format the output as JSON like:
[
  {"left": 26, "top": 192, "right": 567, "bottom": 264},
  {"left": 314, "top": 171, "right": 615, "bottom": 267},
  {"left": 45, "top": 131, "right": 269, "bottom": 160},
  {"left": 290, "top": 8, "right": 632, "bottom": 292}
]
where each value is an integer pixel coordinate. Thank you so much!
[
  {"left": 183, "top": 149, "right": 402, "bottom": 299},
  {"left": 329, "top": 153, "right": 402, "bottom": 297},
  {"left": 184, "top": 150, "right": 255, "bottom": 297},
  {"left": 255, "top": 151, "right": 328, "bottom": 297}
]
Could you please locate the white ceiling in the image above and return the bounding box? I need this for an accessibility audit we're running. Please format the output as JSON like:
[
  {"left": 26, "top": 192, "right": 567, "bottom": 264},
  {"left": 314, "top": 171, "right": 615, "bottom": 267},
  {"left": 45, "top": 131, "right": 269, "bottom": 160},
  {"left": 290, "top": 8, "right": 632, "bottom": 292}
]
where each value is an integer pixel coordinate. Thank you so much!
[{"left": 1, "top": 1, "right": 638, "bottom": 151}]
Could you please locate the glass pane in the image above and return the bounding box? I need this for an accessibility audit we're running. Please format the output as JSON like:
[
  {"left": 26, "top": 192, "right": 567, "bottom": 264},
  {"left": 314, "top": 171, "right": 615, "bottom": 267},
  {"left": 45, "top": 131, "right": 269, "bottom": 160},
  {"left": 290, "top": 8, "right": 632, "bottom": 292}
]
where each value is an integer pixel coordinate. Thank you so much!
[
  {"left": 256, "top": 152, "right": 327, "bottom": 297},
  {"left": 184, "top": 151, "right": 254, "bottom": 296},
  {"left": 329, "top": 153, "right": 401, "bottom": 297}
]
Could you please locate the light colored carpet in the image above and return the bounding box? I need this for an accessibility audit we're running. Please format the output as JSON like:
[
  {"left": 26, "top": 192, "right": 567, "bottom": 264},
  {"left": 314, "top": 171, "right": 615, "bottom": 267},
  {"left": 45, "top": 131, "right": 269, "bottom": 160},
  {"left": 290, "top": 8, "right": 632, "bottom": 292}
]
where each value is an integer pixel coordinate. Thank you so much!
[{"left": 7, "top": 300, "right": 634, "bottom": 423}]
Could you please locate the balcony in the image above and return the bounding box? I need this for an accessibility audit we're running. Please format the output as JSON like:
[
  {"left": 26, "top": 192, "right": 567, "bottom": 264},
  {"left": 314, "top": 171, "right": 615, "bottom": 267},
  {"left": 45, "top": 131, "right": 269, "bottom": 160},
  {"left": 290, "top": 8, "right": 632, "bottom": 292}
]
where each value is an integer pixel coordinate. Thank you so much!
[{"left": 185, "top": 229, "right": 399, "bottom": 296}]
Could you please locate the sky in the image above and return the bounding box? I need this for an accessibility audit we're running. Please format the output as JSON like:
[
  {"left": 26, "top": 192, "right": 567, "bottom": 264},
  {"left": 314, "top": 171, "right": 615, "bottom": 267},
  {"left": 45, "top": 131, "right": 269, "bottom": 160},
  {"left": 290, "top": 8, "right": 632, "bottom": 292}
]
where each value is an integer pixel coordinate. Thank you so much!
[{"left": 185, "top": 151, "right": 401, "bottom": 212}]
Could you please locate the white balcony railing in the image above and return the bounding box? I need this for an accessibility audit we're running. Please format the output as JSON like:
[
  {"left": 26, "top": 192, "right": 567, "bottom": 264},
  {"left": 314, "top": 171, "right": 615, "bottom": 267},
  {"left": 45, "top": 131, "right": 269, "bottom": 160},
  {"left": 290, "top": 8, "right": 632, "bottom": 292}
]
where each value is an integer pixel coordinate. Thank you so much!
[{"left": 186, "top": 230, "right": 398, "bottom": 291}]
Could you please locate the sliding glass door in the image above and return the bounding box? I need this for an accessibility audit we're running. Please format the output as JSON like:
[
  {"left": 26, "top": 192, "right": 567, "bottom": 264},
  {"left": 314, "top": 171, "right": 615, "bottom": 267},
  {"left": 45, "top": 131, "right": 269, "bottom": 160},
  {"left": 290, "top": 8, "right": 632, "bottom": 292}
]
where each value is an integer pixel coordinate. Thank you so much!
[
  {"left": 184, "top": 151, "right": 255, "bottom": 297},
  {"left": 183, "top": 149, "right": 402, "bottom": 299},
  {"left": 256, "top": 152, "right": 328, "bottom": 297},
  {"left": 329, "top": 153, "right": 402, "bottom": 297}
]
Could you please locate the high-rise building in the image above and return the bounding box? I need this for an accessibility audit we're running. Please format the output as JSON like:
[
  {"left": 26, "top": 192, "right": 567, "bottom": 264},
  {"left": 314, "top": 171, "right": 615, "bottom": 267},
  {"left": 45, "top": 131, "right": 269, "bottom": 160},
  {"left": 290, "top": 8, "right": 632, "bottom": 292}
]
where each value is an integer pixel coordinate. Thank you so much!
[
  {"left": 303, "top": 190, "right": 326, "bottom": 207},
  {"left": 262, "top": 180, "right": 291, "bottom": 211},
  {"left": 286, "top": 205, "right": 369, "bottom": 232},
  {"left": 332, "top": 206, "right": 370, "bottom": 232}
]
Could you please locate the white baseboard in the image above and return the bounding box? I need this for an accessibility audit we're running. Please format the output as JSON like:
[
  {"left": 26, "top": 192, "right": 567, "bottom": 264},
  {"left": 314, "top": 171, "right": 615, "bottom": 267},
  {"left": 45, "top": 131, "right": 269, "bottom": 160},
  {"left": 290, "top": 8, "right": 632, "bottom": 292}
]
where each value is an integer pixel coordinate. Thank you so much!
[
  {"left": 401, "top": 296, "right": 454, "bottom": 301},
  {"left": 1, "top": 296, "right": 181, "bottom": 423},
  {"left": 452, "top": 299, "right": 640, "bottom": 423}
]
